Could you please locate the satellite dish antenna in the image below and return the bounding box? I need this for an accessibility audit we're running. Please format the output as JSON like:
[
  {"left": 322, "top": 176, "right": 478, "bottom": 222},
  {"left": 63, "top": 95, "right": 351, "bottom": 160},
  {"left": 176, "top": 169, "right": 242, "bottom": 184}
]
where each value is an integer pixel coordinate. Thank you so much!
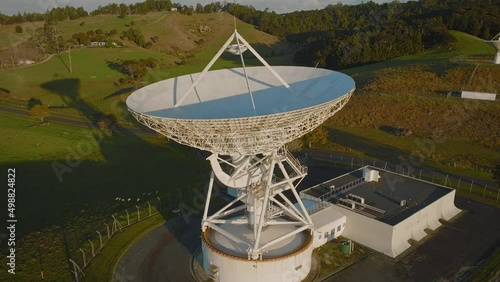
[
  {"left": 485, "top": 32, "right": 500, "bottom": 64},
  {"left": 126, "top": 27, "right": 355, "bottom": 281}
]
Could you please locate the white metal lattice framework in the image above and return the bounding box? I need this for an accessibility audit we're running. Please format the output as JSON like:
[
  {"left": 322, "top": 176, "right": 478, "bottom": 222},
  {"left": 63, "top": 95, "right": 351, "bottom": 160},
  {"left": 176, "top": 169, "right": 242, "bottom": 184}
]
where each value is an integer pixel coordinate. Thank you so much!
[
  {"left": 127, "top": 30, "right": 355, "bottom": 262},
  {"left": 201, "top": 147, "right": 313, "bottom": 260},
  {"left": 128, "top": 91, "right": 352, "bottom": 156}
]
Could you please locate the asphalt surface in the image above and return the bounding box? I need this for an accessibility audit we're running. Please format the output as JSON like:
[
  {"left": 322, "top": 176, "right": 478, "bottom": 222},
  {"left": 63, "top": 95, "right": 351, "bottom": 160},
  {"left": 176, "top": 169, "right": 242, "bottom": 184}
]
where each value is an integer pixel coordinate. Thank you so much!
[
  {"left": 113, "top": 195, "right": 499, "bottom": 282},
  {"left": 113, "top": 163, "right": 499, "bottom": 282},
  {"left": 0, "top": 105, "right": 153, "bottom": 135},
  {"left": 326, "top": 197, "right": 500, "bottom": 282},
  {"left": 1, "top": 104, "right": 496, "bottom": 191},
  {"left": 113, "top": 215, "right": 201, "bottom": 282}
]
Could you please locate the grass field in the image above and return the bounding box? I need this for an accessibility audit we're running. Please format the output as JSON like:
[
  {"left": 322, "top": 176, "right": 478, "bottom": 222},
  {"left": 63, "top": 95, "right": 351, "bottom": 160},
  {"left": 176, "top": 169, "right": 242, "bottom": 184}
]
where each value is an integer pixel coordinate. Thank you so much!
[
  {"left": 0, "top": 12, "right": 290, "bottom": 124},
  {"left": 470, "top": 247, "right": 500, "bottom": 282},
  {"left": 0, "top": 110, "right": 208, "bottom": 280},
  {"left": 0, "top": 13, "right": 499, "bottom": 280},
  {"left": 325, "top": 30, "right": 500, "bottom": 176},
  {"left": 0, "top": 12, "right": 286, "bottom": 280}
]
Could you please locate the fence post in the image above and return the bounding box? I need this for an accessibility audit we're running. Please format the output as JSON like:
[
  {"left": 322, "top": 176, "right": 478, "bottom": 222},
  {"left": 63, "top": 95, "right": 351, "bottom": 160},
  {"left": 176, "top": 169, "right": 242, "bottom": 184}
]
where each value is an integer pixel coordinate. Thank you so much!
[
  {"left": 157, "top": 197, "right": 161, "bottom": 211},
  {"left": 147, "top": 201, "right": 151, "bottom": 216},
  {"left": 470, "top": 180, "right": 474, "bottom": 194},
  {"left": 351, "top": 157, "right": 353, "bottom": 169},
  {"left": 126, "top": 210, "right": 130, "bottom": 226},
  {"left": 384, "top": 162, "right": 387, "bottom": 170},
  {"left": 69, "top": 259, "right": 81, "bottom": 282},
  {"left": 79, "top": 249, "right": 86, "bottom": 267},
  {"left": 444, "top": 174, "right": 449, "bottom": 186},
  {"left": 136, "top": 205, "right": 141, "bottom": 221},
  {"left": 419, "top": 169, "right": 422, "bottom": 179},
  {"left": 483, "top": 185, "right": 487, "bottom": 198},
  {"left": 96, "top": 231, "right": 102, "bottom": 249},
  {"left": 457, "top": 178, "right": 461, "bottom": 191},
  {"left": 373, "top": 160, "right": 376, "bottom": 166},
  {"left": 88, "top": 240, "right": 95, "bottom": 257},
  {"left": 104, "top": 223, "right": 110, "bottom": 240}
]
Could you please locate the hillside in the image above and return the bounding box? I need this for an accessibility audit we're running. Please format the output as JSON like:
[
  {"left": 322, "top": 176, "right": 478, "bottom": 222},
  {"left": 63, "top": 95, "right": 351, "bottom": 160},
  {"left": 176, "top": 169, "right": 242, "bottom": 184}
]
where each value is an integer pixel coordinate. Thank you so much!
[
  {"left": 0, "top": 12, "right": 291, "bottom": 120},
  {"left": 323, "top": 30, "right": 500, "bottom": 174},
  {"left": 0, "top": 11, "right": 292, "bottom": 282},
  {"left": 0, "top": 7, "right": 499, "bottom": 281}
]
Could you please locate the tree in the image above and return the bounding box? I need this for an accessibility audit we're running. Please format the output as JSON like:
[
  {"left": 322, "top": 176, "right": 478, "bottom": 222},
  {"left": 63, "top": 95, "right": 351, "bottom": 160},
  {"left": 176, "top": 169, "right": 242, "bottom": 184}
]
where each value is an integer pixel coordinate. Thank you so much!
[
  {"left": 196, "top": 3, "right": 203, "bottom": 13},
  {"left": 302, "top": 126, "right": 330, "bottom": 147},
  {"left": 119, "top": 3, "right": 129, "bottom": 18},
  {"left": 15, "top": 25, "right": 23, "bottom": 33},
  {"left": 28, "top": 98, "right": 42, "bottom": 109},
  {"left": 91, "top": 112, "right": 117, "bottom": 135},
  {"left": 32, "top": 20, "right": 64, "bottom": 55},
  {"left": 29, "top": 105, "right": 50, "bottom": 122}
]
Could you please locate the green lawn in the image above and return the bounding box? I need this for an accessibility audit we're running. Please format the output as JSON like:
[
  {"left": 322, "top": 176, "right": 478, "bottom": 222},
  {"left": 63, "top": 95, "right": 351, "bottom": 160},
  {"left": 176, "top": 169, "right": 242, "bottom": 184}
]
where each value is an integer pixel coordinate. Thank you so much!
[
  {"left": 344, "top": 30, "right": 496, "bottom": 77},
  {"left": 0, "top": 110, "right": 207, "bottom": 280},
  {"left": 470, "top": 248, "right": 500, "bottom": 282},
  {"left": 0, "top": 111, "right": 103, "bottom": 163},
  {"left": 324, "top": 125, "right": 497, "bottom": 179},
  {"left": 85, "top": 214, "right": 166, "bottom": 282},
  {"left": 334, "top": 30, "right": 500, "bottom": 179},
  {"left": 0, "top": 17, "right": 498, "bottom": 280},
  {"left": 449, "top": 30, "right": 497, "bottom": 55}
]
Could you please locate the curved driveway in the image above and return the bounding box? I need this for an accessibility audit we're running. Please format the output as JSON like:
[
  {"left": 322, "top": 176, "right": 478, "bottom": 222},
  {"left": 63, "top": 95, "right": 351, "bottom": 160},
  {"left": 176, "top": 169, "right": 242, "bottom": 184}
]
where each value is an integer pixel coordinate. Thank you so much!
[{"left": 114, "top": 215, "right": 201, "bottom": 282}]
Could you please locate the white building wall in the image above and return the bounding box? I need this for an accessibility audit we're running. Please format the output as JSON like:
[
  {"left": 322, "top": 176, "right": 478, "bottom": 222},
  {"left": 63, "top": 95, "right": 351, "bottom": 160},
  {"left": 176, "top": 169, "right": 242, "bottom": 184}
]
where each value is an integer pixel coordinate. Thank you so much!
[
  {"left": 329, "top": 205, "right": 398, "bottom": 256},
  {"left": 330, "top": 190, "right": 461, "bottom": 258},
  {"left": 202, "top": 239, "right": 314, "bottom": 282},
  {"left": 313, "top": 215, "right": 346, "bottom": 248}
]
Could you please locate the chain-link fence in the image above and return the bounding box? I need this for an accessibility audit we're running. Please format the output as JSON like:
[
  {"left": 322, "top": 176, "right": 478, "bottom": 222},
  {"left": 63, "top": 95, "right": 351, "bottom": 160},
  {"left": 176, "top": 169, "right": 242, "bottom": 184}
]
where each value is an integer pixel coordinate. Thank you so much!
[
  {"left": 69, "top": 197, "right": 161, "bottom": 281},
  {"left": 305, "top": 151, "right": 500, "bottom": 204},
  {"left": 68, "top": 186, "right": 203, "bottom": 282}
]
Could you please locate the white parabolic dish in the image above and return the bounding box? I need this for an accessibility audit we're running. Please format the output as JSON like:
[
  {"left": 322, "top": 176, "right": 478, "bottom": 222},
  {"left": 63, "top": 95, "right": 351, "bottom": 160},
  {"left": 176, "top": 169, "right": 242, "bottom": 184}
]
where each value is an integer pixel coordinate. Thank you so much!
[{"left": 127, "top": 65, "right": 355, "bottom": 155}]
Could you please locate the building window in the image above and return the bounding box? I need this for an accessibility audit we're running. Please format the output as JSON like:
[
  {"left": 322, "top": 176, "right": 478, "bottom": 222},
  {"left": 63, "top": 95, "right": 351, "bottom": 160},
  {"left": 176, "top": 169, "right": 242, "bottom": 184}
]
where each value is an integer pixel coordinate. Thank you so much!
[
  {"left": 325, "top": 231, "right": 329, "bottom": 237},
  {"left": 318, "top": 234, "right": 321, "bottom": 239},
  {"left": 337, "top": 225, "right": 341, "bottom": 232}
]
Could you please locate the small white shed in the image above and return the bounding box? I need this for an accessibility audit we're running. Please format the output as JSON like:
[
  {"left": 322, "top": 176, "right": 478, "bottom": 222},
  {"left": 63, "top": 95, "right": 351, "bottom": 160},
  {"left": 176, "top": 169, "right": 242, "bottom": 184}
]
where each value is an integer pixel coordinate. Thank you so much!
[{"left": 310, "top": 205, "right": 346, "bottom": 248}]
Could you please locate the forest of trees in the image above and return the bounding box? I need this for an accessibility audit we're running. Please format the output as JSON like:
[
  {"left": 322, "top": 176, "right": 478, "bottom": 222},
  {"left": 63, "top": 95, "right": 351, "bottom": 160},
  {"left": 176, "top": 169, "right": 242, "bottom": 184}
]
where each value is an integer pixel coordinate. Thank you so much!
[
  {"left": 0, "top": 0, "right": 499, "bottom": 70},
  {"left": 0, "top": 0, "right": 224, "bottom": 25},
  {"left": 227, "top": 0, "right": 500, "bottom": 69}
]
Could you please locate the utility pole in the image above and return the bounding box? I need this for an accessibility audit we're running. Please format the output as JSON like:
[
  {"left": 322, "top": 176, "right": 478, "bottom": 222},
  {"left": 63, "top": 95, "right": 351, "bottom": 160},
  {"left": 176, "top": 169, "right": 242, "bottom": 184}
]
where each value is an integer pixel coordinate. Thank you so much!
[{"left": 68, "top": 44, "right": 73, "bottom": 73}]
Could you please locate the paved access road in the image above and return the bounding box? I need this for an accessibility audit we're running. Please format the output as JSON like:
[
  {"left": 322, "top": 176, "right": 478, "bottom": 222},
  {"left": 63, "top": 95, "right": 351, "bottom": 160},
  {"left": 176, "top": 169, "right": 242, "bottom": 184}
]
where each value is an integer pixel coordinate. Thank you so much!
[
  {"left": 114, "top": 215, "right": 201, "bottom": 282},
  {"left": 326, "top": 197, "right": 500, "bottom": 281}
]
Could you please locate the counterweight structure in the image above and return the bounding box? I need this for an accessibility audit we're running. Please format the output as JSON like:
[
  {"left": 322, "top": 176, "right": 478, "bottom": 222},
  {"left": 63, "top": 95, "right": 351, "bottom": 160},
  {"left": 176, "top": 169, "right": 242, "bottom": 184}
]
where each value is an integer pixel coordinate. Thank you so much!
[{"left": 127, "top": 30, "right": 355, "bottom": 281}]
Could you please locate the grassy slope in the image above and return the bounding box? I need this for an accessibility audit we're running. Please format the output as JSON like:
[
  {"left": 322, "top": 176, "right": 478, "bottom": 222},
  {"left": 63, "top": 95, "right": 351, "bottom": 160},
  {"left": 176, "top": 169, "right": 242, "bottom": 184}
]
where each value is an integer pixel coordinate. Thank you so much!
[
  {"left": 0, "top": 12, "right": 287, "bottom": 280},
  {"left": 0, "top": 109, "right": 208, "bottom": 280},
  {"left": 344, "top": 31, "right": 497, "bottom": 77},
  {"left": 0, "top": 12, "right": 289, "bottom": 120},
  {"left": 0, "top": 21, "right": 43, "bottom": 49},
  {"left": 324, "top": 31, "right": 500, "bottom": 178}
]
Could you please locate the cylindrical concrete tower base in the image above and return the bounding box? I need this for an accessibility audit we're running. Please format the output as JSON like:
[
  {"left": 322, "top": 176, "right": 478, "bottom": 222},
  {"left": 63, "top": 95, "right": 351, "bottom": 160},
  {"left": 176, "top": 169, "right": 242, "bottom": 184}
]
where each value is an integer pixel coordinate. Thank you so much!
[{"left": 201, "top": 227, "right": 313, "bottom": 282}]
